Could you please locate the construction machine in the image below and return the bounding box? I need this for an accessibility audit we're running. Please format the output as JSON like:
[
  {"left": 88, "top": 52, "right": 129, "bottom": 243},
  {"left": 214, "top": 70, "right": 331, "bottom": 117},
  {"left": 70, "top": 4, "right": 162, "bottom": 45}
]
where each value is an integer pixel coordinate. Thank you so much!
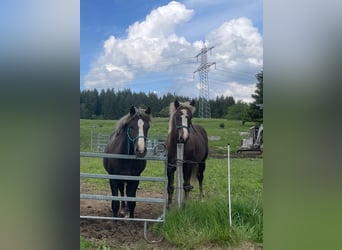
[{"left": 237, "top": 124, "right": 263, "bottom": 156}]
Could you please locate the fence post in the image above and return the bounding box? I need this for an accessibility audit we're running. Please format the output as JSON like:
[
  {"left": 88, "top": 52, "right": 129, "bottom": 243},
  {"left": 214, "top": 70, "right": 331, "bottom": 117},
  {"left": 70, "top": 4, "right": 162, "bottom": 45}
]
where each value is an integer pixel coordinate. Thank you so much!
[
  {"left": 227, "top": 144, "right": 232, "bottom": 226},
  {"left": 176, "top": 143, "right": 184, "bottom": 208}
]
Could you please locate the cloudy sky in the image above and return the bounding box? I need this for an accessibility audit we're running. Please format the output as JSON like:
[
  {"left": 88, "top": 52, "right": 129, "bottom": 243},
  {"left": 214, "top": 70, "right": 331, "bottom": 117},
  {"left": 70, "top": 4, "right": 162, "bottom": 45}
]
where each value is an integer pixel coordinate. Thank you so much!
[{"left": 81, "top": 0, "right": 263, "bottom": 102}]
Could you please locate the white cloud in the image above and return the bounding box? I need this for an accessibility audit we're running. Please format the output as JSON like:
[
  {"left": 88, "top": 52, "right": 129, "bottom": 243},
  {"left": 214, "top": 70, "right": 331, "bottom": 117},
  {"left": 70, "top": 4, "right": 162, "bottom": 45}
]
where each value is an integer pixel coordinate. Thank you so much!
[
  {"left": 221, "top": 82, "right": 256, "bottom": 103},
  {"left": 84, "top": 1, "right": 195, "bottom": 89},
  {"left": 128, "top": 1, "right": 193, "bottom": 39},
  {"left": 207, "top": 17, "right": 262, "bottom": 68},
  {"left": 84, "top": 1, "right": 262, "bottom": 103}
]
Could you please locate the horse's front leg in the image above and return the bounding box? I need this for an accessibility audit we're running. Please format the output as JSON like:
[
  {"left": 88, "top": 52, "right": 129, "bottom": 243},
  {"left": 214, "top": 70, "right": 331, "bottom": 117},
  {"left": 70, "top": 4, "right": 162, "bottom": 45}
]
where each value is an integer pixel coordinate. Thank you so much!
[
  {"left": 183, "top": 163, "right": 194, "bottom": 200},
  {"left": 118, "top": 181, "right": 126, "bottom": 207},
  {"left": 118, "top": 181, "right": 128, "bottom": 217},
  {"left": 167, "top": 165, "right": 176, "bottom": 206},
  {"left": 126, "top": 180, "right": 139, "bottom": 218},
  {"left": 109, "top": 179, "right": 120, "bottom": 217}
]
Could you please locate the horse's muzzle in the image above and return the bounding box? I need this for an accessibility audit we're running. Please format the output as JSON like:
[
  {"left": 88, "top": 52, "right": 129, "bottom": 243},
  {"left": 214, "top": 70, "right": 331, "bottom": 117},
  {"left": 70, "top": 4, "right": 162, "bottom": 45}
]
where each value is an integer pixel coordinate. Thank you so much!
[
  {"left": 135, "top": 147, "right": 147, "bottom": 158},
  {"left": 178, "top": 135, "right": 189, "bottom": 144}
]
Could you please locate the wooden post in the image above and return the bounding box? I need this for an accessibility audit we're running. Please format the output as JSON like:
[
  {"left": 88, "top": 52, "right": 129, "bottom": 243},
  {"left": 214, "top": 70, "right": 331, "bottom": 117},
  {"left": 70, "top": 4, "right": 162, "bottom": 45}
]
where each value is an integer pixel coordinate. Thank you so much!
[{"left": 176, "top": 143, "right": 184, "bottom": 208}]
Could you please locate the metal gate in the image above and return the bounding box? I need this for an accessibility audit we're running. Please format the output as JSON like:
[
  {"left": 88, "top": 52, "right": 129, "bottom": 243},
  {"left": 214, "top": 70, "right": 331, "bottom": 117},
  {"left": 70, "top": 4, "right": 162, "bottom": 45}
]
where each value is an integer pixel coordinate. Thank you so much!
[
  {"left": 90, "top": 131, "right": 166, "bottom": 153},
  {"left": 80, "top": 145, "right": 168, "bottom": 242}
]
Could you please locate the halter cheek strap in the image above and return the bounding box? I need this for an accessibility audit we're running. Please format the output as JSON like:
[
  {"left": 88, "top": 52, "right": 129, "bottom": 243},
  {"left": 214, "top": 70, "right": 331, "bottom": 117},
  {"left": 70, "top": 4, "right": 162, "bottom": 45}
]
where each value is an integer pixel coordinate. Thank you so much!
[{"left": 126, "top": 127, "right": 147, "bottom": 154}]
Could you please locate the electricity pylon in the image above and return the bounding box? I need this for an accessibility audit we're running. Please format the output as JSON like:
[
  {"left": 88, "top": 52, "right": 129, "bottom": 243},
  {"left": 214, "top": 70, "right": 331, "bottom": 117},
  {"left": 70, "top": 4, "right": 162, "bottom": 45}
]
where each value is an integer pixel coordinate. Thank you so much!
[{"left": 193, "top": 42, "right": 216, "bottom": 118}]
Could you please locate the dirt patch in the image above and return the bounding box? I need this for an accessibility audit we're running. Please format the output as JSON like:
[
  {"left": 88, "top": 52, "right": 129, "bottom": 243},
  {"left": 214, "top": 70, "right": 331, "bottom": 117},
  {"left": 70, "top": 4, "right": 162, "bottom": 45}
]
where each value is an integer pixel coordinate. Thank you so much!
[
  {"left": 208, "top": 135, "right": 221, "bottom": 141},
  {"left": 80, "top": 181, "right": 173, "bottom": 249}
]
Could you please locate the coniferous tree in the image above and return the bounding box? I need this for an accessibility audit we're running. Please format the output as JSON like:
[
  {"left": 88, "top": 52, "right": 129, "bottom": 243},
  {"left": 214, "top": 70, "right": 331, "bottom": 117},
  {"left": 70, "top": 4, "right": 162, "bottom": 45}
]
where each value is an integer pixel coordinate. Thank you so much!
[
  {"left": 247, "top": 70, "right": 263, "bottom": 122},
  {"left": 80, "top": 87, "right": 260, "bottom": 120}
]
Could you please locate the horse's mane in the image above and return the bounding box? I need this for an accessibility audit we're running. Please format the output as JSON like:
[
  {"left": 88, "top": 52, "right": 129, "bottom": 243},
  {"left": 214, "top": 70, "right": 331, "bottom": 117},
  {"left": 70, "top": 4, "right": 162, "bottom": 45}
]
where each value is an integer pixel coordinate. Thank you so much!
[
  {"left": 168, "top": 101, "right": 196, "bottom": 134},
  {"left": 116, "top": 107, "right": 151, "bottom": 132}
]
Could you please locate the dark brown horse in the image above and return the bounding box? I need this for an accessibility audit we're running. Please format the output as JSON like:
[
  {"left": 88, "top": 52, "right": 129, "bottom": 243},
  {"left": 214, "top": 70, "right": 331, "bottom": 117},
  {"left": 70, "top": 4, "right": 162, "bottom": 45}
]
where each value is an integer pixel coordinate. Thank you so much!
[
  {"left": 166, "top": 100, "right": 208, "bottom": 205},
  {"left": 103, "top": 106, "right": 151, "bottom": 218}
]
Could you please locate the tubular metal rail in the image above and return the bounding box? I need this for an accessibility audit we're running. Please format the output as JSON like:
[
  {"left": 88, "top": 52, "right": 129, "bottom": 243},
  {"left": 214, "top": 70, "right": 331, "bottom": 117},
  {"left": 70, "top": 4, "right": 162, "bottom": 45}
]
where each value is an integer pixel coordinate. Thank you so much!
[
  {"left": 90, "top": 132, "right": 166, "bottom": 153},
  {"left": 80, "top": 145, "right": 168, "bottom": 243}
]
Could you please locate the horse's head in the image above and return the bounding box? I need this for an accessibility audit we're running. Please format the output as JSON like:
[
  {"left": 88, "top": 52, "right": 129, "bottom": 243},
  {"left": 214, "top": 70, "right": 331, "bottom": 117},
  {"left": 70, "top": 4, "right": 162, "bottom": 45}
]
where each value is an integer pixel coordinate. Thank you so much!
[
  {"left": 170, "top": 99, "right": 195, "bottom": 143},
  {"left": 126, "top": 106, "right": 151, "bottom": 157}
]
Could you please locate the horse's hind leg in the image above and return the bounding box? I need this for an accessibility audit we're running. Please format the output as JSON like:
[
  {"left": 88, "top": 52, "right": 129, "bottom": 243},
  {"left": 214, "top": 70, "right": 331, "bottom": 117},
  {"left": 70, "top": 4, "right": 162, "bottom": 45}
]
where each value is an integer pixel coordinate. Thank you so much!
[
  {"left": 109, "top": 179, "right": 120, "bottom": 217},
  {"left": 126, "top": 180, "right": 139, "bottom": 218},
  {"left": 198, "top": 162, "right": 206, "bottom": 200}
]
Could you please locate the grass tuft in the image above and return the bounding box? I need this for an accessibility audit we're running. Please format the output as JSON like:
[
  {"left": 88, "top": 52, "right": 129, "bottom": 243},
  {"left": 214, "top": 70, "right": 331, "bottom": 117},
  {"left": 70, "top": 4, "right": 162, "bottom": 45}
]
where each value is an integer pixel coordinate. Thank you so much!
[{"left": 157, "top": 197, "right": 262, "bottom": 249}]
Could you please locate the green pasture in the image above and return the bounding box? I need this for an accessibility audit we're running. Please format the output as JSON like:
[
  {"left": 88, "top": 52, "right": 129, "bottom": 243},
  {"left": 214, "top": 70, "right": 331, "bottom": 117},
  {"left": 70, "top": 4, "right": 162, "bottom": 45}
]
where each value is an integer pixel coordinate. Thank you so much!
[
  {"left": 80, "top": 118, "right": 263, "bottom": 249},
  {"left": 80, "top": 118, "right": 257, "bottom": 154}
]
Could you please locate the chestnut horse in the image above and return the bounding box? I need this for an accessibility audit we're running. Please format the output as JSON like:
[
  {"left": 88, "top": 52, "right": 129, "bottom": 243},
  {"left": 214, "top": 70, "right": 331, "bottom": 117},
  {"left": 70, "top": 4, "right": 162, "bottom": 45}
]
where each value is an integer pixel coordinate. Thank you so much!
[
  {"left": 103, "top": 106, "right": 151, "bottom": 218},
  {"left": 166, "top": 100, "right": 208, "bottom": 205}
]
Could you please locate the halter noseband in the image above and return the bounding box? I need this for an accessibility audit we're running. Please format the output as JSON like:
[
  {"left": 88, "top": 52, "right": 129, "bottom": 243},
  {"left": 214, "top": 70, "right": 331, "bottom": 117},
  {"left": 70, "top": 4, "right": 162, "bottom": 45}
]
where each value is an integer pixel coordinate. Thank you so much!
[
  {"left": 176, "top": 124, "right": 190, "bottom": 132},
  {"left": 126, "top": 127, "right": 147, "bottom": 154}
]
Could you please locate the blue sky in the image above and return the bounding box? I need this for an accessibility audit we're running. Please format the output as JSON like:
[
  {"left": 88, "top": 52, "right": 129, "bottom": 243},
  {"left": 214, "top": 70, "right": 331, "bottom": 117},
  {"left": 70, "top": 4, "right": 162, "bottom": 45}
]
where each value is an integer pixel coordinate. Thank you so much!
[{"left": 81, "top": 0, "right": 263, "bottom": 102}]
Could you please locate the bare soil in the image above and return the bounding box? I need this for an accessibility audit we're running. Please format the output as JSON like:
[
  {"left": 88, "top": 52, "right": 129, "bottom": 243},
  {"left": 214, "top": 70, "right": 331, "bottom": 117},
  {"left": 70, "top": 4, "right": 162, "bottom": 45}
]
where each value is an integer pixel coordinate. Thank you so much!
[{"left": 80, "top": 181, "right": 173, "bottom": 249}]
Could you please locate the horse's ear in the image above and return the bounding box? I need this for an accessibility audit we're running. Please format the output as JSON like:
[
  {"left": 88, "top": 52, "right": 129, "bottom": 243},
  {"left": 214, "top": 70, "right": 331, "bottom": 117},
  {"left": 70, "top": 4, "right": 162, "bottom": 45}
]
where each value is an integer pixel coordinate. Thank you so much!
[
  {"left": 190, "top": 99, "right": 195, "bottom": 106},
  {"left": 174, "top": 100, "right": 180, "bottom": 109},
  {"left": 129, "top": 106, "right": 136, "bottom": 116},
  {"left": 145, "top": 107, "right": 151, "bottom": 115}
]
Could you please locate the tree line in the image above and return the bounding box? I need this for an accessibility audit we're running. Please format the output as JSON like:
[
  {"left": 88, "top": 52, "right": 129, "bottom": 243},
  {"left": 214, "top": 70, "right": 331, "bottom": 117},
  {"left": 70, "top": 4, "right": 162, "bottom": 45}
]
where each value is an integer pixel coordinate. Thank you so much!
[{"left": 80, "top": 71, "right": 263, "bottom": 122}]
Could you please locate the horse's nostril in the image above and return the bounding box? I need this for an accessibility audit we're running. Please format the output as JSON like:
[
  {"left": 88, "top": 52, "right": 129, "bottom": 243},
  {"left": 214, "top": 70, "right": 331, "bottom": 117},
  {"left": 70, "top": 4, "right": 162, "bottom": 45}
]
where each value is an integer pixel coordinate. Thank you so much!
[{"left": 135, "top": 147, "right": 147, "bottom": 156}]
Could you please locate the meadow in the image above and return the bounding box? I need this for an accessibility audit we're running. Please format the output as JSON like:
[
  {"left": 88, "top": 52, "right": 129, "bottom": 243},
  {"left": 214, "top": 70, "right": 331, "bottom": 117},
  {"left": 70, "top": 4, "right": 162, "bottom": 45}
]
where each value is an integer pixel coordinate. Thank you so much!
[
  {"left": 80, "top": 118, "right": 263, "bottom": 249},
  {"left": 80, "top": 117, "right": 257, "bottom": 154}
]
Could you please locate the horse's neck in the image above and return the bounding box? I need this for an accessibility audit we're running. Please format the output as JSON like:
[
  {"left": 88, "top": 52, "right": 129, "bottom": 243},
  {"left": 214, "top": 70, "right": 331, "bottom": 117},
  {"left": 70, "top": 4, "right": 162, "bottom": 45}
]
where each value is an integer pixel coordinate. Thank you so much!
[
  {"left": 110, "top": 130, "right": 129, "bottom": 154},
  {"left": 167, "top": 128, "right": 177, "bottom": 146}
]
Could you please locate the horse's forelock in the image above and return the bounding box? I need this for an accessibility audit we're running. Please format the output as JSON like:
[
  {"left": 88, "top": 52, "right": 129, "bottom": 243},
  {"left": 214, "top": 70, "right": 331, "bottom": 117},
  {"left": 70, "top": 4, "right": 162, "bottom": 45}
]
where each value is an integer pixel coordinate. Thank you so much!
[
  {"left": 168, "top": 101, "right": 195, "bottom": 134},
  {"left": 136, "top": 108, "right": 152, "bottom": 121},
  {"left": 116, "top": 107, "right": 151, "bottom": 131},
  {"left": 182, "top": 101, "right": 196, "bottom": 114},
  {"left": 169, "top": 101, "right": 196, "bottom": 115}
]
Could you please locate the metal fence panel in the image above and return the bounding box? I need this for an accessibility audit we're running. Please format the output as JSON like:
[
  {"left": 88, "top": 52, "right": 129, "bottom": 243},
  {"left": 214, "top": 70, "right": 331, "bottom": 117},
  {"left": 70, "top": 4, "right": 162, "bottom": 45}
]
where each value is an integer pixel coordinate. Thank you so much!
[{"left": 80, "top": 145, "right": 168, "bottom": 242}]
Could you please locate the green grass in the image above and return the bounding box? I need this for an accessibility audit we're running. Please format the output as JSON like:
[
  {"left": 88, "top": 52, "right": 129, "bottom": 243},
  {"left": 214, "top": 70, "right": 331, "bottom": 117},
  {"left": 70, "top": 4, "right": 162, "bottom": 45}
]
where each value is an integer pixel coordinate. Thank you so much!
[
  {"left": 81, "top": 236, "right": 112, "bottom": 250},
  {"left": 80, "top": 118, "right": 257, "bottom": 154},
  {"left": 159, "top": 198, "right": 262, "bottom": 249},
  {"left": 80, "top": 118, "right": 263, "bottom": 248},
  {"left": 155, "top": 158, "right": 263, "bottom": 249}
]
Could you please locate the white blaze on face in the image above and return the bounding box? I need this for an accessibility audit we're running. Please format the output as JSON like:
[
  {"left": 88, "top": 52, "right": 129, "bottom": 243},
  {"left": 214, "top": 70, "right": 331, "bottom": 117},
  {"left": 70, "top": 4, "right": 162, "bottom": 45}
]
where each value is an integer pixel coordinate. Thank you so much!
[
  {"left": 137, "top": 119, "right": 145, "bottom": 153},
  {"left": 181, "top": 109, "right": 189, "bottom": 140}
]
